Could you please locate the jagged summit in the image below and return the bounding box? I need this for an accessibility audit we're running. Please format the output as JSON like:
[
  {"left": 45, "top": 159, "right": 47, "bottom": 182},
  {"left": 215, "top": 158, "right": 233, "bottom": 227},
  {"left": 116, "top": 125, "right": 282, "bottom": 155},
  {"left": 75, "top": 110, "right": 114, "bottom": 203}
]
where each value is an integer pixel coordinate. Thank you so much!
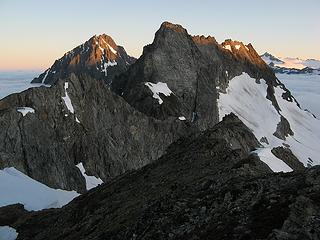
[
  {"left": 159, "top": 21, "right": 187, "bottom": 33},
  {"left": 31, "top": 34, "right": 135, "bottom": 85},
  {"left": 192, "top": 35, "right": 218, "bottom": 45}
]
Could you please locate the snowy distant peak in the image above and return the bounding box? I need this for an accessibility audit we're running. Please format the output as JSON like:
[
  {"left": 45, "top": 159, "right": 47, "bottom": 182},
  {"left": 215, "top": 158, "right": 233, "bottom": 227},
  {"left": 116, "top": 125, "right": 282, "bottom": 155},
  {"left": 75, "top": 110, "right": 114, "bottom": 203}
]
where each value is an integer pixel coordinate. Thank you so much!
[
  {"left": 261, "top": 52, "right": 320, "bottom": 71},
  {"left": 261, "top": 52, "right": 284, "bottom": 65},
  {"left": 32, "top": 34, "right": 136, "bottom": 85}
]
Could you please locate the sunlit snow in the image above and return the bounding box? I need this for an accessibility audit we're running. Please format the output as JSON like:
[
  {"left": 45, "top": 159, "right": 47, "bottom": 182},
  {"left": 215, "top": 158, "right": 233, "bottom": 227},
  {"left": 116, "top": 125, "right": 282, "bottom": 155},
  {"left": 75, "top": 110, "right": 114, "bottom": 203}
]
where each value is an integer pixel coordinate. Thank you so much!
[
  {"left": 107, "top": 44, "right": 117, "bottom": 55},
  {"left": 223, "top": 45, "right": 232, "bottom": 52}
]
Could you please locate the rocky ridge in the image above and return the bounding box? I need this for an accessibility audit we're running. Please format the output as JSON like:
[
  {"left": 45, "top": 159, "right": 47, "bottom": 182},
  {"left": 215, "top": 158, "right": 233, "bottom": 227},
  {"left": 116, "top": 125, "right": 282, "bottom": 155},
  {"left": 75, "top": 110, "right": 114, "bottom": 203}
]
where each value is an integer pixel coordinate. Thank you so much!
[
  {"left": 32, "top": 34, "right": 135, "bottom": 85},
  {"left": 2, "top": 114, "right": 319, "bottom": 240},
  {"left": 0, "top": 73, "right": 190, "bottom": 192}
]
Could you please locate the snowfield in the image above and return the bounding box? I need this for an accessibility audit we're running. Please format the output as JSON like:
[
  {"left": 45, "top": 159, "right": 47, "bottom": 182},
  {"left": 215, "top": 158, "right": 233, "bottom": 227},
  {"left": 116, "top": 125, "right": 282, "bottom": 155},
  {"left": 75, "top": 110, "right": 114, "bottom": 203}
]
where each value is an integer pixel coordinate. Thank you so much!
[
  {"left": 0, "top": 167, "right": 79, "bottom": 211},
  {"left": 218, "top": 72, "right": 320, "bottom": 171}
]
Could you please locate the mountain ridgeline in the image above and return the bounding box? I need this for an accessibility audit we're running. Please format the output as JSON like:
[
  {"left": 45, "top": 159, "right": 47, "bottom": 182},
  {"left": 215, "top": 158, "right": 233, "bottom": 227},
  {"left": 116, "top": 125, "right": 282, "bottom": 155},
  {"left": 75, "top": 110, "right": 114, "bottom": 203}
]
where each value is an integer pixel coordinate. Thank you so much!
[
  {"left": 32, "top": 34, "right": 136, "bottom": 85},
  {"left": 1, "top": 21, "right": 320, "bottom": 239},
  {"left": 0, "top": 21, "right": 309, "bottom": 191}
]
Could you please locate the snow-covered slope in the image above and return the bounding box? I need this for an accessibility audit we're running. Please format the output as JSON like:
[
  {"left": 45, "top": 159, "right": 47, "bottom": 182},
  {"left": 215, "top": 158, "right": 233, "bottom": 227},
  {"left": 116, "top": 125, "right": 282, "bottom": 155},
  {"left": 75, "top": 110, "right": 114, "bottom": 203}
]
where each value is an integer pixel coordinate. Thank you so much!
[
  {"left": 261, "top": 52, "right": 320, "bottom": 70},
  {"left": 218, "top": 73, "right": 320, "bottom": 171},
  {"left": 0, "top": 167, "right": 79, "bottom": 211}
]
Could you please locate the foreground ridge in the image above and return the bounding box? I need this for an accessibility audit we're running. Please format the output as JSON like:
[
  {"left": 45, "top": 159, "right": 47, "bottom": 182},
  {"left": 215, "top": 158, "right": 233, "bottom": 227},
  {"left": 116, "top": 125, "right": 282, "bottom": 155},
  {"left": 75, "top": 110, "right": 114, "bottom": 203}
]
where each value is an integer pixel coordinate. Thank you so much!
[{"left": 2, "top": 114, "right": 319, "bottom": 240}]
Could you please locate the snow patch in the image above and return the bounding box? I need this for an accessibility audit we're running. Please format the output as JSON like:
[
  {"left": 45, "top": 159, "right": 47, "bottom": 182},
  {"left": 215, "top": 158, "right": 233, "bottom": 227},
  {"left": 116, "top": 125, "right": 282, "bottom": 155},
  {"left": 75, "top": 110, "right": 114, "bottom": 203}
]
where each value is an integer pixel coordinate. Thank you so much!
[
  {"left": 145, "top": 82, "right": 173, "bottom": 104},
  {"left": 107, "top": 44, "right": 117, "bottom": 55},
  {"left": 178, "top": 116, "right": 186, "bottom": 121},
  {"left": 99, "top": 45, "right": 104, "bottom": 52},
  {"left": 235, "top": 45, "right": 241, "bottom": 50},
  {"left": 16, "top": 107, "right": 35, "bottom": 117},
  {"left": 42, "top": 69, "right": 50, "bottom": 83},
  {"left": 62, "top": 82, "right": 81, "bottom": 123},
  {"left": 76, "top": 163, "right": 103, "bottom": 190},
  {"left": 0, "top": 167, "right": 79, "bottom": 211},
  {"left": 62, "top": 82, "right": 74, "bottom": 113},
  {"left": 223, "top": 45, "right": 232, "bottom": 52},
  {"left": 101, "top": 60, "right": 117, "bottom": 76},
  {"left": 0, "top": 226, "right": 18, "bottom": 240},
  {"left": 253, "top": 148, "right": 292, "bottom": 172}
]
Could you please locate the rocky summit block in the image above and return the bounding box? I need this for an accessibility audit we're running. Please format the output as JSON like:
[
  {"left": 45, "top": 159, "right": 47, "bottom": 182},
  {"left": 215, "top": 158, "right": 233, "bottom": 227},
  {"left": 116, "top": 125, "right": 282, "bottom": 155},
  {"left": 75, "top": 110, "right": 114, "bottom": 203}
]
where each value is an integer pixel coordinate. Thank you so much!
[
  {"left": 4, "top": 114, "right": 320, "bottom": 240},
  {"left": 31, "top": 34, "right": 136, "bottom": 85},
  {"left": 112, "top": 22, "right": 219, "bottom": 131}
]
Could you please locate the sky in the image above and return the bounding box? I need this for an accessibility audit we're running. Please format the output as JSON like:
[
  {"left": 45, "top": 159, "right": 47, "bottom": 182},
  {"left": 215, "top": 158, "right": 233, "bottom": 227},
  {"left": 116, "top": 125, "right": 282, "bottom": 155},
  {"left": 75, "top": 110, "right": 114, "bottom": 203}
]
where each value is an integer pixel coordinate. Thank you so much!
[{"left": 0, "top": 0, "right": 319, "bottom": 70}]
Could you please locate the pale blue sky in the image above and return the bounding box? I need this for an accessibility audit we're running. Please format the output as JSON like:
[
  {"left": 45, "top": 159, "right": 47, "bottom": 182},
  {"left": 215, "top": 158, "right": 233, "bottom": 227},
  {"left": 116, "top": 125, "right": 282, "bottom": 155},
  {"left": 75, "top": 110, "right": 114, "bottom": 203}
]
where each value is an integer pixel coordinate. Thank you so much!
[{"left": 0, "top": 0, "right": 319, "bottom": 70}]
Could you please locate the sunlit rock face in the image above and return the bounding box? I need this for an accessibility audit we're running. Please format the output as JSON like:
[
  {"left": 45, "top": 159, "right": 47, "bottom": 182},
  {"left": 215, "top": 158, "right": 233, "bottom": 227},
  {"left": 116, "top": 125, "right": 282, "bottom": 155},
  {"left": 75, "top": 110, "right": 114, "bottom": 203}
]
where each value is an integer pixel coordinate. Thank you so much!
[{"left": 32, "top": 34, "right": 135, "bottom": 85}]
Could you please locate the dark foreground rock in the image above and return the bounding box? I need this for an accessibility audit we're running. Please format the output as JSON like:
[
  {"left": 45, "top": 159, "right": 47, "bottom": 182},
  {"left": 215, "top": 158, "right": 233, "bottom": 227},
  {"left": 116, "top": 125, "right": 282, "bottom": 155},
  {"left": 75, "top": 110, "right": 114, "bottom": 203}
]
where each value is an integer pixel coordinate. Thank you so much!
[{"left": 5, "top": 114, "right": 319, "bottom": 240}]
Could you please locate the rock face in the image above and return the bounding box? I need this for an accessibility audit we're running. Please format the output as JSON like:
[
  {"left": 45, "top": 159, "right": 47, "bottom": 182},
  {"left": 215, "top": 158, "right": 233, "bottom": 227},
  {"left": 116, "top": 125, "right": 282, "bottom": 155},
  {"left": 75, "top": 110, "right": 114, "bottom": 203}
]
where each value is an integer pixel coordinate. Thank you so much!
[
  {"left": 0, "top": 73, "right": 190, "bottom": 192},
  {"left": 112, "top": 22, "right": 219, "bottom": 131},
  {"left": 5, "top": 114, "right": 320, "bottom": 240},
  {"left": 31, "top": 34, "right": 136, "bottom": 85}
]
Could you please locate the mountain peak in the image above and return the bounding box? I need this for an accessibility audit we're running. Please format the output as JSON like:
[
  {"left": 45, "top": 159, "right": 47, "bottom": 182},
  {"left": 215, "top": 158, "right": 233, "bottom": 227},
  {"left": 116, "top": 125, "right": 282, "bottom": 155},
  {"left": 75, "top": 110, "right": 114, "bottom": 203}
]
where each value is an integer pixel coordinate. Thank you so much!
[
  {"left": 159, "top": 21, "right": 187, "bottom": 34},
  {"left": 32, "top": 34, "right": 135, "bottom": 85}
]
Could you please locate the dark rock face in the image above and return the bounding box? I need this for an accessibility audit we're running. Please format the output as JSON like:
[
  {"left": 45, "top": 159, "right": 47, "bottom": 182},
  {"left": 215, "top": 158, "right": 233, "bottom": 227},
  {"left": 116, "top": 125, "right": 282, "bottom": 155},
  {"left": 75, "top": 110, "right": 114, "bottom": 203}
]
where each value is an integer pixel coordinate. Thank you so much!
[
  {"left": 31, "top": 34, "right": 136, "bottom": 85},
  {"left": 273, "top": 116, "right": 294, "bottom": 140},
  {"left": 112, "top": 22, "right": 219, "bottom": 131},
  {"left": 5, "top": 114, "right": 319, "bottom": 240},
  {"left": 271, "top": 146, "right": 305, "bottom": 171},
  {"left": 0, "top": 74, "right": 191, "bottom": 192},
  {"left": 0, "top": 204, "right": 28, "bottom": 226}
]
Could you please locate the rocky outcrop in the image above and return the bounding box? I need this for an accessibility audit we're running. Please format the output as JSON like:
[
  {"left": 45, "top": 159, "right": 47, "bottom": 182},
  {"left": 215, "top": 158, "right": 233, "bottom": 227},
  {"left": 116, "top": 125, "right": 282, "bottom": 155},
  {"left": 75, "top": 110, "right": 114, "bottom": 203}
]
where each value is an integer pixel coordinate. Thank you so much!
[
  {"left": 5, "top": 114, "right": 319, "bottom": 240},
  {"left": 271, "top": 146, "right": 305, "bottom": 171},
  {"left": 31, "top": 34, "right": 135, "bottom": 85},
  {"left": 273, "top": 116, "right": 294, "bottom": 140},
  {"left": 112, "top": 22, "right": 219, "bottom": 131},
  {"left": 0, "top": 73, "right": 191, "bottom": 192}
]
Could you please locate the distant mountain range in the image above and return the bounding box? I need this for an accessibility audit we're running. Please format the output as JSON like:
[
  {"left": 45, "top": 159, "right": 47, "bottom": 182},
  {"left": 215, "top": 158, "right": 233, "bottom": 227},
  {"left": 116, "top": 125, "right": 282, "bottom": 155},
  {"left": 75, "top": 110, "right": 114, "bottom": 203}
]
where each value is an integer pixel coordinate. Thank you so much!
[{"left": 261, "top": 52, "right": 320, "bottom": 74}]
